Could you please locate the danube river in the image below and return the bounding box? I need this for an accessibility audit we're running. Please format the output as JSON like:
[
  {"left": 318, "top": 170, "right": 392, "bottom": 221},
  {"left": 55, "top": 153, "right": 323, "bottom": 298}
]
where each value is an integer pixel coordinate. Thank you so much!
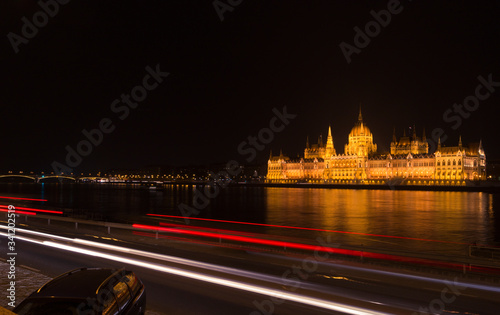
[{"left": 2, "top": 183, "right": 499, "bottom": 255}]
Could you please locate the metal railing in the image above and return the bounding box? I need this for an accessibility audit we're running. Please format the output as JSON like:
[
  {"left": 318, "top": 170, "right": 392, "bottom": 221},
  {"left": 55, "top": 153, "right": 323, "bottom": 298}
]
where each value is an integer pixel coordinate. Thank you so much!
[
  {"left": 5, "top": 212, "right": 500, "bottom": 275},
  {"left": 469, "top": 245, "right": 500, "bottom": 260}
]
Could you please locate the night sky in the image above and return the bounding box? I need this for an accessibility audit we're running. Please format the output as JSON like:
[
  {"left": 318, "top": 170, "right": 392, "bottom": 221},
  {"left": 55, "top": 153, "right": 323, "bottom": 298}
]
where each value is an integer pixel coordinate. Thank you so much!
[{"left": 2, "top": 1, "right": 500, "bottom": 173}]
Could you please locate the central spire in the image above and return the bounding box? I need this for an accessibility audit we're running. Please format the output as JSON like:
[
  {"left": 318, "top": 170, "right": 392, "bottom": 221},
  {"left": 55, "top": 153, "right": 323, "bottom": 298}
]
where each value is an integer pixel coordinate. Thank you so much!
[
  {"left": 326, "top": 125, "right": 335, "bottom": 156},
  {"left": 358, "top": 106, "right": 363, "bottom": 122}
]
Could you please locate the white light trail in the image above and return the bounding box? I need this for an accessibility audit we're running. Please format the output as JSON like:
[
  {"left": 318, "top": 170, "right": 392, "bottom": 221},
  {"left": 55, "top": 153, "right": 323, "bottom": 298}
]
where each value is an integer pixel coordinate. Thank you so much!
[
  {"left": 3, "top": 224, "right": 500, "bottom": 314},
  {"left": 0, "top": 226, "right": 389, "bottom": 315},
  {"left": 0, "top": 225, "right": 304, "bottom": 285},
  {"left": 43, "top": 240, "right": 387, "bottom": 315}
]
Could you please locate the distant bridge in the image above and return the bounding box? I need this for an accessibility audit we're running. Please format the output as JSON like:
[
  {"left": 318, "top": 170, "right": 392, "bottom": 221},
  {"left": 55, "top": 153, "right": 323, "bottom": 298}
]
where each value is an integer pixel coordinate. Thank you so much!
[
  {"left": 0, "top": 174, "right": 176, "bottom": 184},
  {"left": 0, "top": 174, "right": 78, "bottom": 183},
  {"left": 0, "top": 174, "right": 152, "bottom": 183}
]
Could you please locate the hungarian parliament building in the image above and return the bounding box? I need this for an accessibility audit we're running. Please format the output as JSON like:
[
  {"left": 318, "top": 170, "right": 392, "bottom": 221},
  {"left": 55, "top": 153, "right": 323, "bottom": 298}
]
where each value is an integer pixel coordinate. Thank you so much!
[{"left": 267, "top": 110, "right": 486, "bottom": 185}]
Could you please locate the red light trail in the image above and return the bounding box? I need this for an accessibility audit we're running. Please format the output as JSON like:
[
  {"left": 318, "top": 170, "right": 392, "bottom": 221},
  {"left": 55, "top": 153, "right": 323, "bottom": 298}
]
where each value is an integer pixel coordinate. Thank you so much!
[
  {"left": 0, "top": 208, "right": 37, "bottom": 215},
  {"left": 147, "top": 213, "right": 468, "bottom": 245},
  {"left": 158, "top": 222, "right": 291, "bottom": 239},
  {"left": 0, "top": 196, "right": 47, "bottom": 202},
  {"left": 0, "top": 205, "right": 62, "bottom": 214},
  {"left": 133, "top": 223, "right": 498, "bottom": 274}
]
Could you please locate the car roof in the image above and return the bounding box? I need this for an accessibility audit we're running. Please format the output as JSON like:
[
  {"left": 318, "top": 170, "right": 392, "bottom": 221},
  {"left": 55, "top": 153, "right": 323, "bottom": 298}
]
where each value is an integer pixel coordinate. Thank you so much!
[{"left": 34, "top": 268, "right": 122, "bottom": 298}]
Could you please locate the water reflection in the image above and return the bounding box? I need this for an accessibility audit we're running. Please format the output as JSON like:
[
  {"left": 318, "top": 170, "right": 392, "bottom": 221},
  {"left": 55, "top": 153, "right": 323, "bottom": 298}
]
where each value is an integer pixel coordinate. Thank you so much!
[
  {"left": 1, "top": 183, "right": 498, "bottom": 252},
  {"left": 265, "top": 189, "right": 498, "bottom": 251}
]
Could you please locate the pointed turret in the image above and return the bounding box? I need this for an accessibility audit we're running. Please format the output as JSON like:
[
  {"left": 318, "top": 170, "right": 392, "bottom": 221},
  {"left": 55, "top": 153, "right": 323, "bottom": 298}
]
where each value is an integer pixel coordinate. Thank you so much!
[
  {"left": 269, "top": 150, "right": 273, "bottom": 160},
  {"left": 458, "top": 135, "right": 462, "bottom": 150},
  {"left": 412, "top": 125, "right": 417, "bottom": 140},
  {"left": 358, "top": 106, "right": 363, "bottom": 122},
  {"left": 306, "top": 136, "right": 310, "bottom": 149},
  {"left": 422, "top": 127, "right": 429, "bottom": 154},
  {"left": 325, "top": 125, "right": 335, "bottom": 157},
  {"left": 390, "top": 127, "right": 397, "bottom": 155},
  {"left": 279, "top": 149, "right": 283, "bottom": 157},
  {"left": 437, "top": 138, "right": 441, "bottom": 151},
  {"left": 318, "top": 134, "right": 323, "bottom": 147}
]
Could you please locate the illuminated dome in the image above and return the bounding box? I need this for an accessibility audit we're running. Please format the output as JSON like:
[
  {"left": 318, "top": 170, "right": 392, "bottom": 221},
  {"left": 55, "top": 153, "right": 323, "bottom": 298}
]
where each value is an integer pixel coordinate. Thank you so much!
[
  {"left": 349, "top": 109, "right": 372, "bottom": 137},
  {"left": 344, "top": 109, "right": 377, "bottom": 156},
  {"left": 349, "top": 121, "right": 372, "bottom": 137}
]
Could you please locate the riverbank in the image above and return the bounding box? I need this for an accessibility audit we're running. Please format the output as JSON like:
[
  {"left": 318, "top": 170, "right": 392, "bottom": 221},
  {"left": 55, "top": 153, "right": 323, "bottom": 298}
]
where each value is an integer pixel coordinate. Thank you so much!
[
  {"left": 111, "top": 179, "right": 500, "bottom": 193},
  {"left": 228, "top": 181, "right": 500, "bottom": 193},
  {"left": 2, "top": 179, "right": 500, "bottom": 193}
]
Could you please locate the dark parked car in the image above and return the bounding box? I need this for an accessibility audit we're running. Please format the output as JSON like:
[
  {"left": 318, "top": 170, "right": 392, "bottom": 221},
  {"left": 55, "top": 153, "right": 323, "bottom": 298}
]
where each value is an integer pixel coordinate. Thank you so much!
[{"left": 14, "top": 268, "right": 146, "bottom": 315}]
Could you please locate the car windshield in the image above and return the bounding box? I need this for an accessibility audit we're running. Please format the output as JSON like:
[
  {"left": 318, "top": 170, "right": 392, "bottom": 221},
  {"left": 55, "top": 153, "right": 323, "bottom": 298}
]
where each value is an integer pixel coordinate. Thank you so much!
[{"left": 15, "top": 298, "right": 97, "bottom": 315}]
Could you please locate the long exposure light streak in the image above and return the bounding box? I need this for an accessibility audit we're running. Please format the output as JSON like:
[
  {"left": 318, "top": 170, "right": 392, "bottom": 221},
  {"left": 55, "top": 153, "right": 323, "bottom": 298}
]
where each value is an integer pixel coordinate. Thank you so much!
[
  {"left": 133, "top": 223, "right": 498, "bottom": 273},
  {"left": 2, "top": 225, "right": 499, "bottom": 304},
  {"left": 0, "top": 196, "right": 47, "bottom": 202},
  {"left": 158, "top": 221, "right": 290, "bottom": 239},
  {"left": 0, "top": 229, "right": 389, "bottom": 315},
  {"left": 0, "top": 225, "right": 71, "bottom": 241},
  {"left": 146, "top": 213, "right": 469, "bottom": 245},
  {"left": 0, "top": 208, "right": 37, "bottom": 215},
  {"left": 0, "top": 205, "right": 62, "bottom": 214},
  {"left": 45, "top": 241, "right": 389, "bottom": 315},
  {"left": 0, "top": 225, "right": 325, "bottom": 286}
]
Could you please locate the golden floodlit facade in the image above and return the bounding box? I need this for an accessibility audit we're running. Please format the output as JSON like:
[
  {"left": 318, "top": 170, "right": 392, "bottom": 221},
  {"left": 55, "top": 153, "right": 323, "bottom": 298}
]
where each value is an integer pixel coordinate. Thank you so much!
[{"left": 267, "top": 110, "right": 486, "bottom": 185}]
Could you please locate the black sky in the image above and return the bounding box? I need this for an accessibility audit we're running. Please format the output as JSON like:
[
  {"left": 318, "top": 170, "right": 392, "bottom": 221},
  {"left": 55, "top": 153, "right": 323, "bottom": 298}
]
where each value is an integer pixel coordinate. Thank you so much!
[{"left": 1, "top": 1, "right": 500, "bottom": 173}]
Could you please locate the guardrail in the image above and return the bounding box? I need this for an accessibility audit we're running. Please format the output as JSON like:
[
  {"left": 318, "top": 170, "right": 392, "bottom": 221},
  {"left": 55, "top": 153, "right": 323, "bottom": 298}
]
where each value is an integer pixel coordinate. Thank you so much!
[
  {"left": 4, "top": 212, "right": 500, "bottom": 276},
  {"left": 470, "top": 245, "right": 500, "bottom": 260},
  {"left": 6, "top": 212, "right": 154, "bottom": 238}
]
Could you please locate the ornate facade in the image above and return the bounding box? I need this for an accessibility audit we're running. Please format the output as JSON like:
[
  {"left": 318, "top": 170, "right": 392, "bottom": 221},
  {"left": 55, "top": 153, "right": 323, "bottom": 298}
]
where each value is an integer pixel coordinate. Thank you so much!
[
  {"left": 267, "top": 110, "right": 486, "bottom": 185},
  {"left": 390, "top": 127, "right": 428, "bottom": 155}
]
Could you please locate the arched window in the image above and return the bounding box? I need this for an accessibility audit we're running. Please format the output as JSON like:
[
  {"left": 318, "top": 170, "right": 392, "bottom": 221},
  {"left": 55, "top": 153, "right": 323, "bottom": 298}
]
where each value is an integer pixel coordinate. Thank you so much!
[
  {"left": 453, "top": 160, "right": 456, "bottom": 166},
  {"left": 447, "top": 160, "right": 451, "bottom": 166},
  {"left": 437, "top": 161, "right": 440, "bottom": 166},
  {"left": 458, "top": 159, "right": 461, "bottom": 165}
]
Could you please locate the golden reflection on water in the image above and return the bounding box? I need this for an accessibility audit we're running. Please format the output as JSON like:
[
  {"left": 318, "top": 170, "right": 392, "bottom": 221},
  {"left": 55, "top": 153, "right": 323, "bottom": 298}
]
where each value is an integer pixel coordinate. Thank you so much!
[{"left": 265, "top": 188, "right": 495, "bottom": 247}]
